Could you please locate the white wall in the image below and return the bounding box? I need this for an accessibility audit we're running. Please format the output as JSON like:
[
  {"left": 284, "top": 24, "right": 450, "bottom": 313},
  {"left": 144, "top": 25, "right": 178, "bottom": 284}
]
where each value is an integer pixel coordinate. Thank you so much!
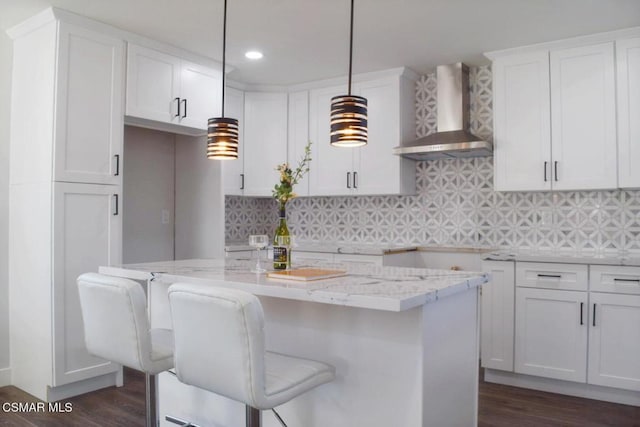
[
  {"left": 175, "top": 135, "right": 225, "bottom": 259},
  {"left": 0, "top": 31, "right": 12, "bottom": 381},
  {"left": 123, "top": 126, "right": 176, "bottom": 263}
]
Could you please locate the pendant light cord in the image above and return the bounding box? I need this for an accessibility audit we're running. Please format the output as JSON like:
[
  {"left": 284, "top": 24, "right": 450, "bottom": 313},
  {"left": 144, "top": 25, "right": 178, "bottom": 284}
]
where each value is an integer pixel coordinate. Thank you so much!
[
  {"left": 348, "top": 0, "right": 354, "bottom": 95},
  {"left": 221, "top": 0, "right": 228, "bottom": 117}
]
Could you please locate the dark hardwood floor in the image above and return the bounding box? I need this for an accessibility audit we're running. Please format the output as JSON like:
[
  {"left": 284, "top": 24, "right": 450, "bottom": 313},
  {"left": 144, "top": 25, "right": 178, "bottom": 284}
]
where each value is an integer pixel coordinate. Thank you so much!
[{"left": 1, "top": 368, "right": 638, "bottom": 426}]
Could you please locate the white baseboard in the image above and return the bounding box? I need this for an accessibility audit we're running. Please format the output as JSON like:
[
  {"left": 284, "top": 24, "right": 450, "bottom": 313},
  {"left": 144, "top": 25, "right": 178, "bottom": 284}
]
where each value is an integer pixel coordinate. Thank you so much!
[
  {"left": 484, "top": 369, "right": 640, "bottom": 407},
  {"left": 0, "top": 367, "right": 11, "bottom": 387}
]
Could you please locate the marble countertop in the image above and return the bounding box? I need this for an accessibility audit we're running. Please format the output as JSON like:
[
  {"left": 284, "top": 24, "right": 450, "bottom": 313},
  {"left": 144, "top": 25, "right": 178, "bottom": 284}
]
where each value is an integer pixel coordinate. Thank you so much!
[
  {"left": 225, "top": 241, "right": 418, "bottom": 255},
  {"left": 225, "top": 241, "right": 495, "bottom": 256},
  {"left": 99, "top": 258, "right": 488, "bottom": 312},
  {"left": 483, "top": 249, "right": 640, "bottom": 266}
]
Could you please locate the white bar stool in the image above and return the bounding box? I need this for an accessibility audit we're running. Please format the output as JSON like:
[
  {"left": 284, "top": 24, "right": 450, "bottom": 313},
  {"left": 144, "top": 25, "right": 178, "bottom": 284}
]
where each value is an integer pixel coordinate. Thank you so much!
[
  {"left": 168, "top": 283, "right": 336, "bottom": 427},
  {"left": 77, "top": 272, "right": 174, "bottom": 427}
]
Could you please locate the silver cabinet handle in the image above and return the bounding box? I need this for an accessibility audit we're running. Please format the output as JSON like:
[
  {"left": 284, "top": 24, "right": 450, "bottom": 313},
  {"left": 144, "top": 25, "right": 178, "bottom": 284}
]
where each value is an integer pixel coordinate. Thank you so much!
[
  {"left": 554, "top": 161, "right": 558, "bottom": 182},
  {"left": 240, "top": 173, "right": 245, "bottom": 190},
  {"left": 544, "top": 161, "right": 548, "bottom": 182},
  {"left": 347, "top": 172, "right": 351, "bottom": 189},
  {"left": 353, "top": 171, "right": 358, "bottom": 189}
]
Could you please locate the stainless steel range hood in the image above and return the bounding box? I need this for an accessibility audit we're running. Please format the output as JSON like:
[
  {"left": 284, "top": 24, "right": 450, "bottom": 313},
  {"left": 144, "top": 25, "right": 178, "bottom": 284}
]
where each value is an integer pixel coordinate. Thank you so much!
[{"left": 394, "top": 63, "right": 492, "bottom": 160}]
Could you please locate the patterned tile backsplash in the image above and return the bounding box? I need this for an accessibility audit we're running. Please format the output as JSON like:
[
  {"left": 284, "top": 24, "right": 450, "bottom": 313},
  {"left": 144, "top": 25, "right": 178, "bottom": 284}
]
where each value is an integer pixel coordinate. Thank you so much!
[{"left": 225, "top": 66, "right": 640, "bottom": 255}]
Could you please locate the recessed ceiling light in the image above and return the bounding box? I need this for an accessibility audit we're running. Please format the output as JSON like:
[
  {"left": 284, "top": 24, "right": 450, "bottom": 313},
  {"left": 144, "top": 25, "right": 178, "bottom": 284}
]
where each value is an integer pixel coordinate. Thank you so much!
[{"left": 245, "top": 50, "right": 263, "bottom": 60}]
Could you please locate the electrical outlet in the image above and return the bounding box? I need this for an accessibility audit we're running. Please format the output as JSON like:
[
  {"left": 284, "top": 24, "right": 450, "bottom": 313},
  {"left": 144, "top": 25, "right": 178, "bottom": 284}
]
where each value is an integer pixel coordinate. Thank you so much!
[{"left": 161, "top": 209, "right": 170, "bottom": 224}]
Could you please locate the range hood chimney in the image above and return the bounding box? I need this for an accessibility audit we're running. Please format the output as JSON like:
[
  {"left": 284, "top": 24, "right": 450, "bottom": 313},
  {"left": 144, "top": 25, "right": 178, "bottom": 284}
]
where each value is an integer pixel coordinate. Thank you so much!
[{"left": 393, "top": 63, "right": 492, "bottom": 160}]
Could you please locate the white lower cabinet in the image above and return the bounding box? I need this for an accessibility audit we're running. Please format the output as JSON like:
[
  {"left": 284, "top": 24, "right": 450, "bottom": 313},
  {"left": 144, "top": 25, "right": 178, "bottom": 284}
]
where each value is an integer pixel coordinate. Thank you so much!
[
  {"left": 480, "top": 261, "right": 515, "bottom": 371},
  {"left": 587, "top": 291, "right": 640, "bottom": 391},
  {"left": 484, "top": 260, "right": 640, "bottom": 403},
  {"left": 52, "top": 183, "right": 122, "bottom": 386},
  {"left": 515, "top": 287, "right": 588, "bottom": 383}
]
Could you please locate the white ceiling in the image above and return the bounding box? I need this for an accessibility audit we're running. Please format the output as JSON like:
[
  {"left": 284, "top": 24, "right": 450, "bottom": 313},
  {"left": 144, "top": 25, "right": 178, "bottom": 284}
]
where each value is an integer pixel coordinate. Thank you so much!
[{"left": 1, "top": 0, "right": 639, "bottom": 85}]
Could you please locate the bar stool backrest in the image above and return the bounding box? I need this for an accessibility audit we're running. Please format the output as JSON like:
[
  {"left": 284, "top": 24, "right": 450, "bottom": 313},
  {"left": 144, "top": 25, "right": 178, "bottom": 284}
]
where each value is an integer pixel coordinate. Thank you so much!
[
  {"left": 77, "top": 272, "right": 152, "bottom": 371},
  {"left": 168, "top": 283, "right": 267, "bottom": 408}
]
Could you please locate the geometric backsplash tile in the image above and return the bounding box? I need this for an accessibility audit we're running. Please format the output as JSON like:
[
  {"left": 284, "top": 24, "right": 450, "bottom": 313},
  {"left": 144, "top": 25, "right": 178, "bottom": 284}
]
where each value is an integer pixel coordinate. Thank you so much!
[{"left": 226, "top": 65, "right": 639, "bottom": 255}]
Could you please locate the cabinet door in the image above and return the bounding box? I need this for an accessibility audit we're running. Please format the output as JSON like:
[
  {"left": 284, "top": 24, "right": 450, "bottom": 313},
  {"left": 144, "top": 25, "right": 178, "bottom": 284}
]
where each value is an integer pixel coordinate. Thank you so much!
[
  {"left": 353, "top": 77, "right": 401, "bottom": 195},
  {"left": 179, "top": 61, "right": 221, "bottom": 130},
  {"left": 54, "top": 23, "right": 124, "bottom": 185},
  {"left": 243, "top": 92, "right": 288, "bottom": 196},
  {"left": 550, "top": 43, "right": 617, "bottom": 190},
  {"left": 492, "top": 52, "right": 551, "bottom": 191},
  {"left": 288, "top": 91, "right": 310, "bottom": 196},
  {"left": 588, "top": 293, "right": 640, "bottom": 391},
  {"left": 126, "top": 44, "right": 181, "bottom": 124},
  {"left": 222, "top": 87, "right": 245, "bottom": 195},
  {"left": 617, "top": 37, "right": 640, "bottom": 189},
  {"left": 52, "top": 182, "right": 122, "bottom": 386},
  {"left": 481, "top": 261, "right": 515, "bottom": 371},
  {"left": 515, "top": 288, "right": 588, "bottom": 382},
  {"left": 308, "top": 84, "right": 354, "bottom": 196}
]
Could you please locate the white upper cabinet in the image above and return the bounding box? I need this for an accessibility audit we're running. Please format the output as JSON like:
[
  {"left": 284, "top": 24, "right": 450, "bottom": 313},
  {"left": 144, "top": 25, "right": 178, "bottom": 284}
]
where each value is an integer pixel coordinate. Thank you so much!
[
  {"left": 617, "top": 37, "right": 640, "bottom": 189},
  {"left": 493, "top": 52, "right": 551, "bottom": 191},
  {"left": 489, "top": 34, "right": 629, "bottom": 192},
  {"left": 309, "top": 84, "right": 353, "bottom": 196},
  {"left": 243, "top": 92, "right": 288, "bottom": 196},
  {"left": 126, "top": 44, "right": 180, "bottom": 124},
  {"left": 309, "top": 71, "right": 416, "bottom": 196},
  {"left": 177, "top": 60, "right": 221, "bottom": 130},
  {"left": 550, "top": 43, "right": 616, "bottom": 190},
  {"left": 221, "top": 87, "right": 245, "bottom": 196},
  {"left": 353, "top": 76, "right": 416, "bottom": 196},
  {"left": 54, "top": 23, "right": 124, "bottom": 185},
  {"left": 288, "top": 91, "right": 310, "bottom": 196},
  {"left": 126, "top": 44, "right": 221, "bottom": 133}
]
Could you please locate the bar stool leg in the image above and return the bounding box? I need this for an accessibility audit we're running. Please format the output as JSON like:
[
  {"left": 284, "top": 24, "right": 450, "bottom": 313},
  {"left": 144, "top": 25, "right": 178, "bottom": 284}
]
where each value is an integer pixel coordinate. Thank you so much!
[
  {"left": 246, "top": 405, "right": 261, "bottom": 427},
  {"left": 146, "top": 373, "right": 158, "bottom": 427}
]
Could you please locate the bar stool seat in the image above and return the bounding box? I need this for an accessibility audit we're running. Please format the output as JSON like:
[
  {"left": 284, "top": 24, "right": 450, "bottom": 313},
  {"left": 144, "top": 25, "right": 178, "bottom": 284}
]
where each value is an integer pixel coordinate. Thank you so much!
[
  {"left": 168, "top": 283, "right": 335, "bottom": 427},
  {"left": 77, "top": 272, "right": 174, "bottom": 427}
]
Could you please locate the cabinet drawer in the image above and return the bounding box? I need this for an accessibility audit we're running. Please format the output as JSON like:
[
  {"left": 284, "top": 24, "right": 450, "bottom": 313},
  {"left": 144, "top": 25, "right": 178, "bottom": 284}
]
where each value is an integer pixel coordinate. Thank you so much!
[
  {"left": 516, "top": 262, "right": 587, "bottom": 291},
  {"left": 590, "top": 265, "right": 640, "bottom": 295}
]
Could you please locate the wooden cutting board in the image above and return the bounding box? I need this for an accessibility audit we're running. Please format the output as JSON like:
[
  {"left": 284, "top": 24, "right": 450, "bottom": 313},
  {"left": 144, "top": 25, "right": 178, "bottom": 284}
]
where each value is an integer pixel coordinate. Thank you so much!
[{"left": 267, "top": 268, "right": 347, "bottom": 281}]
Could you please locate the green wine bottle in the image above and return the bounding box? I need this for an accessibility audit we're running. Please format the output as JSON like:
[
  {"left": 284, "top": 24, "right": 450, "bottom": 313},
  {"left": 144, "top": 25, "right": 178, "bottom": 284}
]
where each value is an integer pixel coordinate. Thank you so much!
[{"left": 273, "top": 206, "right": 289, "bottom": 270}]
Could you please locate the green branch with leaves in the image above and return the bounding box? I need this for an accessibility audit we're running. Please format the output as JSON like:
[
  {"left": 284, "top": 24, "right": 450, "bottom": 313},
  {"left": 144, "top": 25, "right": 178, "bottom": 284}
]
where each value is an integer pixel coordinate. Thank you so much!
[{"left": 272, "top": 142, "right": 312, "bottom": 209}]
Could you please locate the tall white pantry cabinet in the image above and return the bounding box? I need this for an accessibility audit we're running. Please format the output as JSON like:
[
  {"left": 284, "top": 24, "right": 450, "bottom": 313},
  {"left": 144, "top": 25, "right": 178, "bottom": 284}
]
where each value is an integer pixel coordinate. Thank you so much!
[{"left": 8, "top": 11, "right": 124, "bottom": 401}]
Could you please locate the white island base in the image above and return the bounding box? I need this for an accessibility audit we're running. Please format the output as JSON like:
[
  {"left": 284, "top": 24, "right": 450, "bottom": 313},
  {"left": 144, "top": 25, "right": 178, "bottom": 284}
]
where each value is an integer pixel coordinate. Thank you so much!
[{"left": 150, "top": 282, "right": 480, "bottom": 427}]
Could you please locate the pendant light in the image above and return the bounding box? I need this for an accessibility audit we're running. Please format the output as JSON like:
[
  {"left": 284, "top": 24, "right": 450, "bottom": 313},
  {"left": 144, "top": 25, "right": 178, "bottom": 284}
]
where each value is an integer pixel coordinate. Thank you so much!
[
  {"left": 330, "top": 0, "right": 367, "bottom": 147},
  {"left": 207, "top": 0, "right": 239, "bottom": 160}
]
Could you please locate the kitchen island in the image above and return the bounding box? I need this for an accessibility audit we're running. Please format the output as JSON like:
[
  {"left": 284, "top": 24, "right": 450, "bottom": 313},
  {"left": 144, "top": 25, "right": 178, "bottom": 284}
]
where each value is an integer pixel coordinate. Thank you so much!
[{"left": 100, "top": 259, "right": 488, "bottom": 427}]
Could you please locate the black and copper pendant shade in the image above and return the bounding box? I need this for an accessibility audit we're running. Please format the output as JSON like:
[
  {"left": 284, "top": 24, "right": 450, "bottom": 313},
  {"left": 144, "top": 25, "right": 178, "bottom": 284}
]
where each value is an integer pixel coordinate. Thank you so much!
[
  {"left": 330, "top": 94, "right": 367, "bottom": 147},
  {"left": 330, "top": 0, "right": 368, "bottom": 148},
  {"left": 207, "top": 0, "right": 239, "bottom": 160},
  {"left": 207, "top": 117, "right": 239, "bottom": 159}
]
